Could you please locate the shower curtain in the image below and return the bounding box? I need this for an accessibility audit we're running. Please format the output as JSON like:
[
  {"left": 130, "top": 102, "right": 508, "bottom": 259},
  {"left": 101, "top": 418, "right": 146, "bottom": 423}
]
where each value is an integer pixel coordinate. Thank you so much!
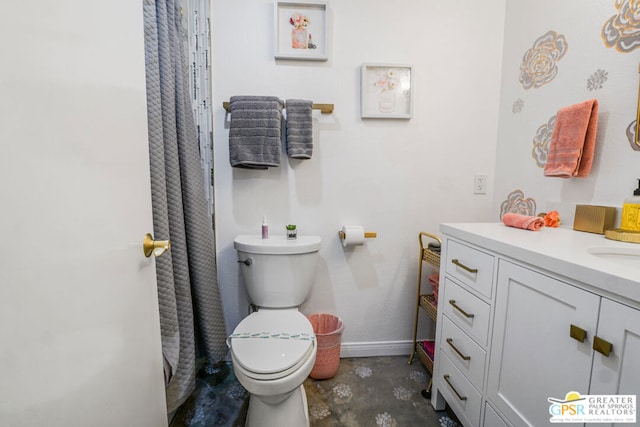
[{"left": 143, "top": 0, "right": 227, "bottom": 413}]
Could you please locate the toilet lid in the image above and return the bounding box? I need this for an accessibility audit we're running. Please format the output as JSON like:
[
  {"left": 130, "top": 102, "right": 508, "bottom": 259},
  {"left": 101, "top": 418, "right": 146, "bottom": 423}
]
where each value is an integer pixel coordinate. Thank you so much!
[{"left": 230, "top": 310, "right": 315, "bottom": 378}]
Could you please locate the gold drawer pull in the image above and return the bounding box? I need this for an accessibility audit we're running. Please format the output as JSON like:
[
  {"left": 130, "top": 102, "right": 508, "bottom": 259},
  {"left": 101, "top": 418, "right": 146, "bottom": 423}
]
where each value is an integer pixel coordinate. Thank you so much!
[
  {"left": 569, "top": 324, "right": 587, "bottom": 343},
  {"left": 446, "top": 338, "right": 471, "bottom": 361},
  {"left": 443, "top": 374, "right": 467, "bottom": 401},
  {"left": 451, "top": 258, "right": 478, "bottom": 273},
  {"left": 593, "top": 336, "right": 613, "bottom": 357},
  {"left": 449, "top": 299, "right": 475, "bottom": 318}
]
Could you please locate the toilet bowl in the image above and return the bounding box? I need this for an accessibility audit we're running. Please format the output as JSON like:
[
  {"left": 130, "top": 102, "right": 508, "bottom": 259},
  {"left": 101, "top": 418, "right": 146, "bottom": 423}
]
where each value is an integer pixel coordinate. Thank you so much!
[
  {"left": 230, "top": 235, "right": 321, "bottom": 427},
  {"left": 229, "top": 309, "right": 317, "bottom": 426}
]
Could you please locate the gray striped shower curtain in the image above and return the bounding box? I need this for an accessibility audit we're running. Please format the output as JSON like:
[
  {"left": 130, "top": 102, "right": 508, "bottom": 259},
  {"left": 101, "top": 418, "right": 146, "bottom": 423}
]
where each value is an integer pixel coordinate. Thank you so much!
[{"left": 143, "top": 0, "right": 227, "bottom": 413}]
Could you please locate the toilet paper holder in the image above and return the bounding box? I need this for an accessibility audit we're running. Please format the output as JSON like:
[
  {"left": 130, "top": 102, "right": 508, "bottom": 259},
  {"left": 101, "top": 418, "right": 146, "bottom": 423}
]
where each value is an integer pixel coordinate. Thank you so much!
[{"left": 338, "top": 230, "right": 377, "bottom": 239}]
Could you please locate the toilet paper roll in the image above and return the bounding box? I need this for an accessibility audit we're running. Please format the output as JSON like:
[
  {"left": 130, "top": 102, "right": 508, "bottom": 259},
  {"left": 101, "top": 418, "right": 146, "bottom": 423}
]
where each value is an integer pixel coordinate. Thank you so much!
[{"left": 341, "top": 226, "right": 366, "bottom": 247}]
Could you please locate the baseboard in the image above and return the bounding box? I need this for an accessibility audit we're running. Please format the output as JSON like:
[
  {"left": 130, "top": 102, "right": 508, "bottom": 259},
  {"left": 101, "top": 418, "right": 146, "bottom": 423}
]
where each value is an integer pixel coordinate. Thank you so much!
[{"left": 339, "top": 340, "right": 413, "bottom": 358}]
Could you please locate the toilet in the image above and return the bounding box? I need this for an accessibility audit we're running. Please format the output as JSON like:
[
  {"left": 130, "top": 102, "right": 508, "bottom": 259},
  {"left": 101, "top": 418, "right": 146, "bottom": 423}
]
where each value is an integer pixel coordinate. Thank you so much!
[{"left": 230, "top": 234, "right": 321, "bottom": 427}]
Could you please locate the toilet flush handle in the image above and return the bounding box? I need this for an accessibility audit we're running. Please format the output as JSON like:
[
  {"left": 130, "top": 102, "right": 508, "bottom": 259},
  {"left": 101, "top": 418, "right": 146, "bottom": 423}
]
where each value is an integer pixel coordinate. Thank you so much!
[{"left": 237, "top": 258, "right": 253, "bottom": 266}]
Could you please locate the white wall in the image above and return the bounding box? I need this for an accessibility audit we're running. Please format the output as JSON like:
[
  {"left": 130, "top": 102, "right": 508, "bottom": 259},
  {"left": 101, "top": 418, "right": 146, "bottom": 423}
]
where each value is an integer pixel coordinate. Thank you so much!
[
  {"left": 493, "top": 1, "right": 640, "bottom": 224},
  {"left": 212, "top": 0, "right": 506, "bottom": 355}
]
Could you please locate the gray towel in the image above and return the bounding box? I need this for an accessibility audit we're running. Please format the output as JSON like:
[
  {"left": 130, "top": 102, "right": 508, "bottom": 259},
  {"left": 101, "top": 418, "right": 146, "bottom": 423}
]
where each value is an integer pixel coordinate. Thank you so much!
[
  {"left": 285, "top": 99, "right": 313, "bottom": 159},
  {"left": 229, "top": 96, "right": 284, "bottom": 169}
]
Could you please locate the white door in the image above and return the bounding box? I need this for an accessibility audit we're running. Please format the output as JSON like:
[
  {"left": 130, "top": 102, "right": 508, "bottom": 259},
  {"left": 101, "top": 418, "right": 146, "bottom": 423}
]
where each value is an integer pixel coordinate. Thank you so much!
[{"left": 0, "top": 1, "right": 167, "bottom": 426}]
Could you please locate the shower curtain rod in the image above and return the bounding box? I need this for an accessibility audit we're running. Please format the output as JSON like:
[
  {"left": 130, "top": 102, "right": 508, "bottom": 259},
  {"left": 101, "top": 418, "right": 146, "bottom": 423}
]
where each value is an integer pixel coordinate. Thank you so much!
[{"left": 222, "top": 101, "right": 334, "bottom": 114}]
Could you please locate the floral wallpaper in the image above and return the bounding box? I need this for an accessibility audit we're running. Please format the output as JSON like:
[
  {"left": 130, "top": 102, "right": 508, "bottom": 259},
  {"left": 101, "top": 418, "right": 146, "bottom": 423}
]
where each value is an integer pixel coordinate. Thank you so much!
[
  {"left": 512, "top": 98, "right": 524, "bottom": 114},
  {"left": 628, "top": 120, "right": 639, "bottom": 150},
  {"left": 519, "top": 30, "right": 568, "bottom": 90},
  {"left": 532, "top": 115, "right": 556, "bottom": 168},
  {"left": 499, "top": 190, "right": 537, "bottom": 219},
  {"left": 601, "top": 0, "right": 640, "bottom": 52},
  {"left": 586, "top": 69, "right": 609, "bottom": 91},
  {"left": 610, "top": 0, "right": 640, "bottom": 152},
  {"left": 496, "top": 1, "right": 640, "bottom": 219}
]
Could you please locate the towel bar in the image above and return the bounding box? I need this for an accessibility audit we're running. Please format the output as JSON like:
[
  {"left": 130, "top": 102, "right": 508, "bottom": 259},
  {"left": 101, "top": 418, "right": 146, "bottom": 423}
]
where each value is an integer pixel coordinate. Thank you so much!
[{"left": 223, "top": 101, "right": 333, "bottom": 114}]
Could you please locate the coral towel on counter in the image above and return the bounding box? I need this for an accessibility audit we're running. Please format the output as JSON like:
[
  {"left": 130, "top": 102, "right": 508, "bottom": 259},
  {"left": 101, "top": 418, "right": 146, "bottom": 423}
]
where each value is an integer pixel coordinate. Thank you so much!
[{"left": 501, "top": 212, "right": 545, "bottom": 231}]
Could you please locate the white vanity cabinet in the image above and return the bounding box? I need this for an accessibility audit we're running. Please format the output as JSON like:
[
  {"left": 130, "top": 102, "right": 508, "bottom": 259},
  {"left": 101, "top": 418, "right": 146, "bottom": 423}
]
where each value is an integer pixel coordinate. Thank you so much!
[
  {"left": 487, "top": 259, "right": 600, "bottom": 426},
  {"left": 432, "top": 223, "right": 640, "bottom": 427}
]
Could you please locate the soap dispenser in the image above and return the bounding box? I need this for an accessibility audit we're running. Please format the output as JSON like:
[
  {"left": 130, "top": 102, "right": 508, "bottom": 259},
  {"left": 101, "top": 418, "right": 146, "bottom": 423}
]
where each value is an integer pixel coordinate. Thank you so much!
[{"left": 621, "top": 179, "right": 640, "bottom": 231}]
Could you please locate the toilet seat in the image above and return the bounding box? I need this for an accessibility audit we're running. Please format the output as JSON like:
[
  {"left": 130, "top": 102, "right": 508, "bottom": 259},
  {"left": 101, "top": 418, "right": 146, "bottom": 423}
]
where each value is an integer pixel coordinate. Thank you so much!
[{"left": 230, "top": 310, "right": 315, "bottom": 381}]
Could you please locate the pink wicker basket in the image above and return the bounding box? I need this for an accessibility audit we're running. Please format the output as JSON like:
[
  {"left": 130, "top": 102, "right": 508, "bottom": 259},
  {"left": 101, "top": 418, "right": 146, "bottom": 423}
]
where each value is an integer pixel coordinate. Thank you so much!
[{"left": 308, "top": 314, "right": 344, "bottom": 379}]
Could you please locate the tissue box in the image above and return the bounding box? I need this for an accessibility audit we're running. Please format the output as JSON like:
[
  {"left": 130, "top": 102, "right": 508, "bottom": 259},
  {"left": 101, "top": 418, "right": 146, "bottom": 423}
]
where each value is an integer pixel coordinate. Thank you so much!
[{"left": 573, "top": 205, "right": 617, "bottom": 234}]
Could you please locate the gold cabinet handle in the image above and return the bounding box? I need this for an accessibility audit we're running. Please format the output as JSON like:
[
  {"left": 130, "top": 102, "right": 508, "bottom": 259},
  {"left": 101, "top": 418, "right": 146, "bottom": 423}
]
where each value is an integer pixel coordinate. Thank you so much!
[
  {"left": 443, "top": 374, "right": 467, "bottom": 401},
  {"left": 593, "top": 336, "right": 613, "bottom": 357},
  {"left": 143, "top": 233, "right": 171, "bottom": 258},
  {"left": 449, "top": 299, "right": 475, "bottom": 318},
  {"left": 451, "top": 259, "right": 478, "bottom": 273},
  {"left": 570, "top": 324, "right": 587, "bottom": 343},
  {"left": 446, "top": 338, "right": 471, "bottom": 361}
]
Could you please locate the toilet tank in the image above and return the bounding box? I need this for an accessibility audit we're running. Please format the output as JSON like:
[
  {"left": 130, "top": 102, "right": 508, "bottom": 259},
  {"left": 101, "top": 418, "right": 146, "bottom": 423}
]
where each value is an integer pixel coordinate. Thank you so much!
[{"left": 234, "top": 235, "right": 321, "bottom": 308}]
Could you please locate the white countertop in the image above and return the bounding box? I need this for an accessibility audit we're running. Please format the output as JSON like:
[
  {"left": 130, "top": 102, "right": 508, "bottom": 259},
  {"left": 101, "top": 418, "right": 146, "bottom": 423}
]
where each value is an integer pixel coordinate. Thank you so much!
[{"left": 440, "top": 223, "right": 640, "bottom": 305}]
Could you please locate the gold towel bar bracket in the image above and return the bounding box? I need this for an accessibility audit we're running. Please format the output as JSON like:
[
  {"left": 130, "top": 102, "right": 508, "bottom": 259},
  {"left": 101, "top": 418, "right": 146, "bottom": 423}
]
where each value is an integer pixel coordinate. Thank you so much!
[{"left": 223, "top": 101, "right": 334, "bottom": 114}]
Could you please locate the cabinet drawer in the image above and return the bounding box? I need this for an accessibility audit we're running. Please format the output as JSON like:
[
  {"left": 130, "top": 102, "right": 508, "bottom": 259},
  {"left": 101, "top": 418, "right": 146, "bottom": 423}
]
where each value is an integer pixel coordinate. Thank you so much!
[
  {"left": 443, "top": 278, "right": 491, "bottom": 346},
  {"left": 440, "top": 315, "right": 486, "bottom": 391},
  {"left": 445, "top": 240, "right": 494, "bottom": 298},
  {"left": 438, "top": 352, "right": 482, "bottom": 427}
]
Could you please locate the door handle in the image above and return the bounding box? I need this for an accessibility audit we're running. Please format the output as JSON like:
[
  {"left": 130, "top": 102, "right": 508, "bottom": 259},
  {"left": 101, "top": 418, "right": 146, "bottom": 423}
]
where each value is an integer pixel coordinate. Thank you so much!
[{"left": 143, "top": 233, "right": 171, "bottom": 258}]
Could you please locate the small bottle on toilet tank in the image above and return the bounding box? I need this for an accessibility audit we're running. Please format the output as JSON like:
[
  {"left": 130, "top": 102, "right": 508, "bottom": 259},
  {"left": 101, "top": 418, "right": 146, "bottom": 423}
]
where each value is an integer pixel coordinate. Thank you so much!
[{"left": 262, "top": 216, "right": 269, "bottom": 239}]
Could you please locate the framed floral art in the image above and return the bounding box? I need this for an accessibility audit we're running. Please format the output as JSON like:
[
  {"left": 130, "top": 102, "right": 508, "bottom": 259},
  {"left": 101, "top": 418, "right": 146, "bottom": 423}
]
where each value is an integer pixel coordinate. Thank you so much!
[
  {"left": 274, "top": 1, "right": 328, "bottom": 61},
  {"left": 361, "top": 64, "right": 413, "bottom": 119}
]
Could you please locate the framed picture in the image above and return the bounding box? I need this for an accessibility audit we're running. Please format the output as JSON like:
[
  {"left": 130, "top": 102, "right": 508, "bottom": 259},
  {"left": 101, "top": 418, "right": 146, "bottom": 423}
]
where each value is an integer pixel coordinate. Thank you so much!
[
  {"left": 361, "top": 64, "right": 413, "bottom": 119},
  {"left": 274, "top": 1, "right": 328, "bottom": 61}
]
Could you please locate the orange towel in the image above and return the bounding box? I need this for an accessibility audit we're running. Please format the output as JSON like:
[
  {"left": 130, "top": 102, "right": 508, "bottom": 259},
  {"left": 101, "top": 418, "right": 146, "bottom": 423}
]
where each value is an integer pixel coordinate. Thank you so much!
[
  {"left": 502, "top": 212, "right": 545, "bottom": 231},
  {"left": 544, "top": 99, "right": 599, "bottom": 178}
]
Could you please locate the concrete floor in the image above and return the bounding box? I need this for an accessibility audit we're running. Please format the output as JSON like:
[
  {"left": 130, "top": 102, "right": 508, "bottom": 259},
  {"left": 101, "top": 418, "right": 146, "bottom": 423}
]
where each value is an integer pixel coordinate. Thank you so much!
[{"left": 170, "top": 355, "right": 460, "bottom": 427}]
